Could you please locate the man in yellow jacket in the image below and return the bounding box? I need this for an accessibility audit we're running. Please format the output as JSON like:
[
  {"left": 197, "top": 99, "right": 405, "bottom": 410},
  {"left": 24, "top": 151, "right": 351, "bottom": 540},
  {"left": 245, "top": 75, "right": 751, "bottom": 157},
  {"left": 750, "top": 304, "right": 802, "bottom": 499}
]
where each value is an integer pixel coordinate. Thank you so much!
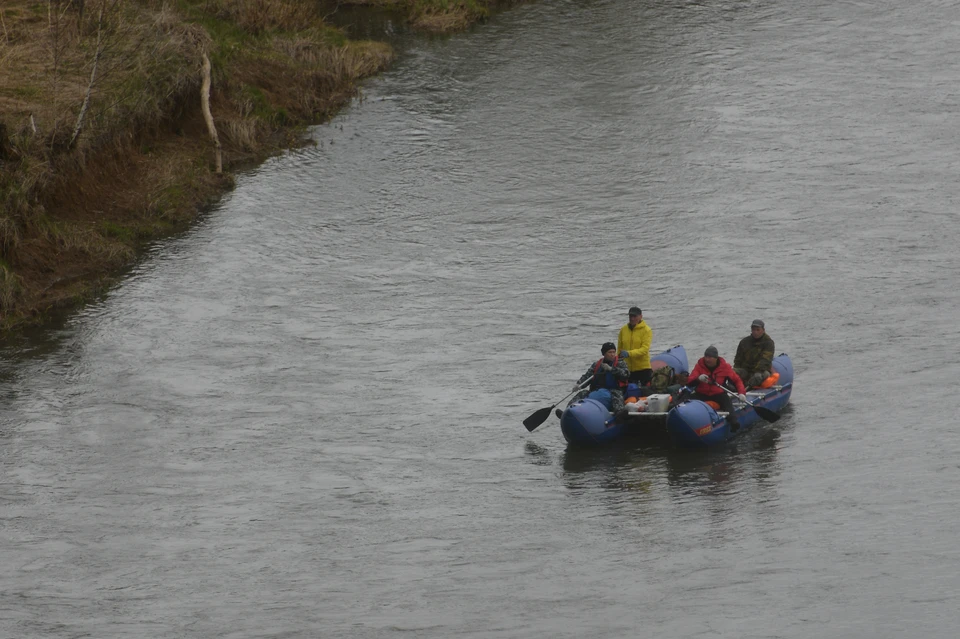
[{"left": 617, "top": 306, "right": 653, "bottom": 385}]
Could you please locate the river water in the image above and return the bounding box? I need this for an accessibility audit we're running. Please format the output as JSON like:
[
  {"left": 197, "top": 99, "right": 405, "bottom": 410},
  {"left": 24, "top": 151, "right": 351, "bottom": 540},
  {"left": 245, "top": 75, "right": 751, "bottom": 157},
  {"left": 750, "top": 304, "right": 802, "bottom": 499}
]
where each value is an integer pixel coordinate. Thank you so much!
[{"left": 3, "top": 1, "right": 960, "bottom": 637}]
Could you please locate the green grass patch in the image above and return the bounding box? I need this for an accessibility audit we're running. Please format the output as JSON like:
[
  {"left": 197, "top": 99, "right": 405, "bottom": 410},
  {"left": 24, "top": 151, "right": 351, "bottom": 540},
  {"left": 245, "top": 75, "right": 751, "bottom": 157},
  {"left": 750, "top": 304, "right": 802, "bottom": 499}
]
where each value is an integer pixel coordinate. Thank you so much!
[
  {"left": 11, "top": 85, "right": 42, "bottom": 100},
  {"left": 100, "top": 221, "right": 137, "bottom": 242},
  {"left": 240, "top": 84, "right": 275, "bottom": 119}
]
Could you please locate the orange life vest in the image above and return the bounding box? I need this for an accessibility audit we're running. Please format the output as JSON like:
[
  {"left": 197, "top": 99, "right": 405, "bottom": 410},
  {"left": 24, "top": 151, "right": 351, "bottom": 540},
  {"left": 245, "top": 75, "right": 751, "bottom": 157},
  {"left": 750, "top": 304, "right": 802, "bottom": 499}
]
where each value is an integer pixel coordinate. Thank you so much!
[{"left": 591, "top": 357, "right": 627, "bottom": 391}]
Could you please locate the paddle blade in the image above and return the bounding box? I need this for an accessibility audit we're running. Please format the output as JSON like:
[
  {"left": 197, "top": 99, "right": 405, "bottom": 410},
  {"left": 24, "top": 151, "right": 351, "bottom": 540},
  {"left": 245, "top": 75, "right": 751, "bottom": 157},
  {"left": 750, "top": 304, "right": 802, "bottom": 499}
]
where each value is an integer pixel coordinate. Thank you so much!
[
  {"left": 523, "top": 406, "right": 554, "bottom": 432},
  {"left": 753, "top": 405, "right": 781, "bottom": 423}
]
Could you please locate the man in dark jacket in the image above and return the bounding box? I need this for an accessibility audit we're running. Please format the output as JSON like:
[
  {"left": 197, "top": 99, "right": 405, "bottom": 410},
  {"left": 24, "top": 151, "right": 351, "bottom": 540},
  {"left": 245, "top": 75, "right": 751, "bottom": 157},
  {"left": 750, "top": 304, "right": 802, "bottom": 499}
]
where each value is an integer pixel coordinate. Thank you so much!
[
  {"left": 733, "top": 319, "right": 776, "bottom": 388},
  {"left": 569, "top": 342, "right": 630, "bottom": 413}
]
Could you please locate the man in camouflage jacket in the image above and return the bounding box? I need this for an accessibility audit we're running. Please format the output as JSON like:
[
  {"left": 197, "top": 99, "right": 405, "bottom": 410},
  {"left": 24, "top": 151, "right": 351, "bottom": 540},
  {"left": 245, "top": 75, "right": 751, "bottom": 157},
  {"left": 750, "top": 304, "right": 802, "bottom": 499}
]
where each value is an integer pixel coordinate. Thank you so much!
[{"left": 733, "top": 319, "right": 776, "bottom": 388}]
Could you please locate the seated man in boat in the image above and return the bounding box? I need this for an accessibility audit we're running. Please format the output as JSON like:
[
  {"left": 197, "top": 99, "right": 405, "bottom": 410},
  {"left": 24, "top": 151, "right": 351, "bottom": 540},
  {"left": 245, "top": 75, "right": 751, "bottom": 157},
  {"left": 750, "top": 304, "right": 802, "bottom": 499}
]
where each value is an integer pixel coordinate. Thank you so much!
[
  {"left": 685, "top": 345, "right": 747, "bottom": 431},
  {"left": 563, "top": 342, "right": 630, "bottom": 417},
  {"left": 733, "top": 319, "right": 776, "bottom": 388}
]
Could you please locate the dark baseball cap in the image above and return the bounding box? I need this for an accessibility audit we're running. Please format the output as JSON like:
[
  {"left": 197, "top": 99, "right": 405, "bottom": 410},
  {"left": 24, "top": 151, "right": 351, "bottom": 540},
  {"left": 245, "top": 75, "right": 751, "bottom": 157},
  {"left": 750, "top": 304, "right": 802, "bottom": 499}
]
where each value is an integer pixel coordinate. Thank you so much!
[
  {"left": 628, "top": 306, "right": 642, "bottom": 316},
  {"left": 751, "top": 319, "right": 765, "bottom": 328}
]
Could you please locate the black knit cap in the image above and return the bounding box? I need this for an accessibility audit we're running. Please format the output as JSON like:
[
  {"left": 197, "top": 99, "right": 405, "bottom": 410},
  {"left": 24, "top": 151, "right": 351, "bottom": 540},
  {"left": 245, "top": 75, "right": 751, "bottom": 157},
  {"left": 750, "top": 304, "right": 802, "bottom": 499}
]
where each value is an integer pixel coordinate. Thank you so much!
[
  {"left": 601, "top": 342, "right": 617, "bottom": 354},
  {"left": 704, "top": 345, "right": 719, "bottom": 358}
]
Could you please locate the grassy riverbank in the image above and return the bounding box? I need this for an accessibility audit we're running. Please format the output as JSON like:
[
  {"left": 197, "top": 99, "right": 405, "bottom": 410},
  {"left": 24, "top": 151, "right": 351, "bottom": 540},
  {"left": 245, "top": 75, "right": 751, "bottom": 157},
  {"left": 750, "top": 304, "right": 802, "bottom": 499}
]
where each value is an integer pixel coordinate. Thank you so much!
[{"left": 0, "top": 0, "right": 509, "bottom": 331}]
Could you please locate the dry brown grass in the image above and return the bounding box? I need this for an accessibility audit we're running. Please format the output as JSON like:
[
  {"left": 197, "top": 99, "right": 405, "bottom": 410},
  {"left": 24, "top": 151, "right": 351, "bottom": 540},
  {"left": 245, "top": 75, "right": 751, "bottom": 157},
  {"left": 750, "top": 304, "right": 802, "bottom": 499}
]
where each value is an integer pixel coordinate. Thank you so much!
[
  {"left": 0, "top": 264, "right": 23, "bottom": 313},
  {"left": 412, "top": 8, "right": 474, "bottom": 32},
  {"left": 272, "top": 36, "right": 392, "bottom": 74},
  {"left": 330, "top": 0, "right": 494, "bottom": 32},
  {"left": 218, "top": 116, "right": 262, "bottom": 152},
  {"left": 203, "top": 0, "right": 317, "bottom": 34}
]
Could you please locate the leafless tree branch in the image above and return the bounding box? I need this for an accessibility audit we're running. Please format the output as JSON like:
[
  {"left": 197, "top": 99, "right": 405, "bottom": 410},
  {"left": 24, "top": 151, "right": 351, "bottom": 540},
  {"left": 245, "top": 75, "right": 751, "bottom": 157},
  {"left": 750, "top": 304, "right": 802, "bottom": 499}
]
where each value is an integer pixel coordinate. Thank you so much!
[
  {"left": 69, "top": 1, "right": 105, "bottom": 149},
  {"left": 201, "top": 52, "right": 222, "bottom": 173}
]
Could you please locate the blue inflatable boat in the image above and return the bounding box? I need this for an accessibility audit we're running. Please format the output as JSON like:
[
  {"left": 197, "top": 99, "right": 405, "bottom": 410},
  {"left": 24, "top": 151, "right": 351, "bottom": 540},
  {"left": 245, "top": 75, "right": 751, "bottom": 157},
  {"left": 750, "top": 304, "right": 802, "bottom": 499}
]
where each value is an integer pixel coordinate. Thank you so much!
[{"left": 559, "top": 348, "right": 793, "bottom": 449}]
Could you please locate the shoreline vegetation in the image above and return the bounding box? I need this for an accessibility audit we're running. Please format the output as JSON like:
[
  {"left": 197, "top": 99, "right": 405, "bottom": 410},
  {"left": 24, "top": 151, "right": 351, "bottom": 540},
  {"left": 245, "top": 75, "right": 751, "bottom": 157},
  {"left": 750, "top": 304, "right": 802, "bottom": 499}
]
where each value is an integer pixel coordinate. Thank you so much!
[{"left": 0, "top": 0, "right": 512, "bottom": 332}]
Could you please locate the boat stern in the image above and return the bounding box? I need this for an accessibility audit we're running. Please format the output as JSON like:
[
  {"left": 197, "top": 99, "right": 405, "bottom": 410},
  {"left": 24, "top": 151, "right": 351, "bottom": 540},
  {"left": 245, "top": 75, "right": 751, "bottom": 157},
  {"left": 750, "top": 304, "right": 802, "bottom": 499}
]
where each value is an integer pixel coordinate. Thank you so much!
[
  {"left": 560, "top": 399, "right": 622, "bottom": 445},
  {"left": 666, "top": 400, "right": 729, "bottom": 448}
]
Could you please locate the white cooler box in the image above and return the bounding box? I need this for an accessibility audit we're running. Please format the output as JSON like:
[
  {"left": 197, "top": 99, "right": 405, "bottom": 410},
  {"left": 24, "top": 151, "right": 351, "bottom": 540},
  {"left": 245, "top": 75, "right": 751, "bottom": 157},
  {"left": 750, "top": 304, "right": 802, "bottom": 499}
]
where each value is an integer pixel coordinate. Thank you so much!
[{"left": 645, "top": 394, "right": 672, "bottom": 413}]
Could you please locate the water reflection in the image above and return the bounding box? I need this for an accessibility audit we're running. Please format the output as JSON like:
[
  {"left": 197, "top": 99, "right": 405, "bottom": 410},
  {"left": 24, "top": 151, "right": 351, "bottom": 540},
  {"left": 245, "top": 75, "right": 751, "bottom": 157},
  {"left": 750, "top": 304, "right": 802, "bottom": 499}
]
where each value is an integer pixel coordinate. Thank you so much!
[
  {"left": 0, "top": 304, "right": 81, "bottom": 362},
  {"left": 660, "top": 450, "right": 741, "bottom": 492},
  {"left": 546, "top": 431, "right": 785, "bottom": 516},
  {"left": 522, "top": 440, "right": 554, "bottom": 466},
  {"left": 559, "top": 446, "right": 641, "bottom": 475},
  {"left": 558, "top": 446, "right": 658, "bottom": 502},
  {"left": 0, "top": 305, "right": 87, "bottom": 419}
]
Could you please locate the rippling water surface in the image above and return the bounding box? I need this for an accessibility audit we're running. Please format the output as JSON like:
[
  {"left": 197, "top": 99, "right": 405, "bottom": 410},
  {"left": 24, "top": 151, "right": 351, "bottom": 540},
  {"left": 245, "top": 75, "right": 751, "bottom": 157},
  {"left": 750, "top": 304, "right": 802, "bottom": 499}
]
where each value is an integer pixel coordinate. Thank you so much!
[{"left": 3, "top": 1, "right": 960, "bottom": 637}]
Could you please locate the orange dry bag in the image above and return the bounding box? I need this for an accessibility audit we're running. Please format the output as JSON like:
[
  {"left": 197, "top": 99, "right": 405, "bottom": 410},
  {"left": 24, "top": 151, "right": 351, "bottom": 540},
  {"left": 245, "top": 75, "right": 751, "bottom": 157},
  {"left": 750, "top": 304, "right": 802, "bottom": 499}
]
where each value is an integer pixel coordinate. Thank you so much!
[{"left": 759, "top": 372, "right": 780, "bottom": 389}]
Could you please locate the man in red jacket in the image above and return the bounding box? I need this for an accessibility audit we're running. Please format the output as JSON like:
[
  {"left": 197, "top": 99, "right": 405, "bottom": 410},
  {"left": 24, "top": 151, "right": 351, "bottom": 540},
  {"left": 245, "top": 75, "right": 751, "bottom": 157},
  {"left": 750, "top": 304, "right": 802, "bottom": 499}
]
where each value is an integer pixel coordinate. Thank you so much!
[{"left": 685, "top": 345, "right": 748, "bottom": 431}]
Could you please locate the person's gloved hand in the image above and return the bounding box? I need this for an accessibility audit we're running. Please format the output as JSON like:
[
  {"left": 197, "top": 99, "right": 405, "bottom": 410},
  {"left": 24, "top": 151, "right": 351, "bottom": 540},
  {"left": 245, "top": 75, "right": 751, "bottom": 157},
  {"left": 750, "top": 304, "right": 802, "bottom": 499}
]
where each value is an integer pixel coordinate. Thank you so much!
[
  {"left": 620, "top": 351, "right": 629, "bottom": 359},
  {"left": 573, "top": 383, "right": 582, "bottom": 392},
  {"left": 738, "top": 394, "right": 747, "bottom": 403},
  {"left": 698, "top": 374, "right": 709, "bottom": 383},
  {"left": 600, "top": 363, "right": 613, "bottom": 372}
]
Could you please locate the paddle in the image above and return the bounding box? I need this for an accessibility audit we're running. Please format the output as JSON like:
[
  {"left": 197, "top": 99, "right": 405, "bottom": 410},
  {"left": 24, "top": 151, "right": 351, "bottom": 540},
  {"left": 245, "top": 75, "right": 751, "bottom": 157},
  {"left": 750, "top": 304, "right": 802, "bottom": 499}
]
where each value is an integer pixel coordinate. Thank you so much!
[
  {"left": 709, "top": 380, "right": 780, "bottom": 423},
  {"left": 523, "top": 376, "right": 593, "bottom": 432}
]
